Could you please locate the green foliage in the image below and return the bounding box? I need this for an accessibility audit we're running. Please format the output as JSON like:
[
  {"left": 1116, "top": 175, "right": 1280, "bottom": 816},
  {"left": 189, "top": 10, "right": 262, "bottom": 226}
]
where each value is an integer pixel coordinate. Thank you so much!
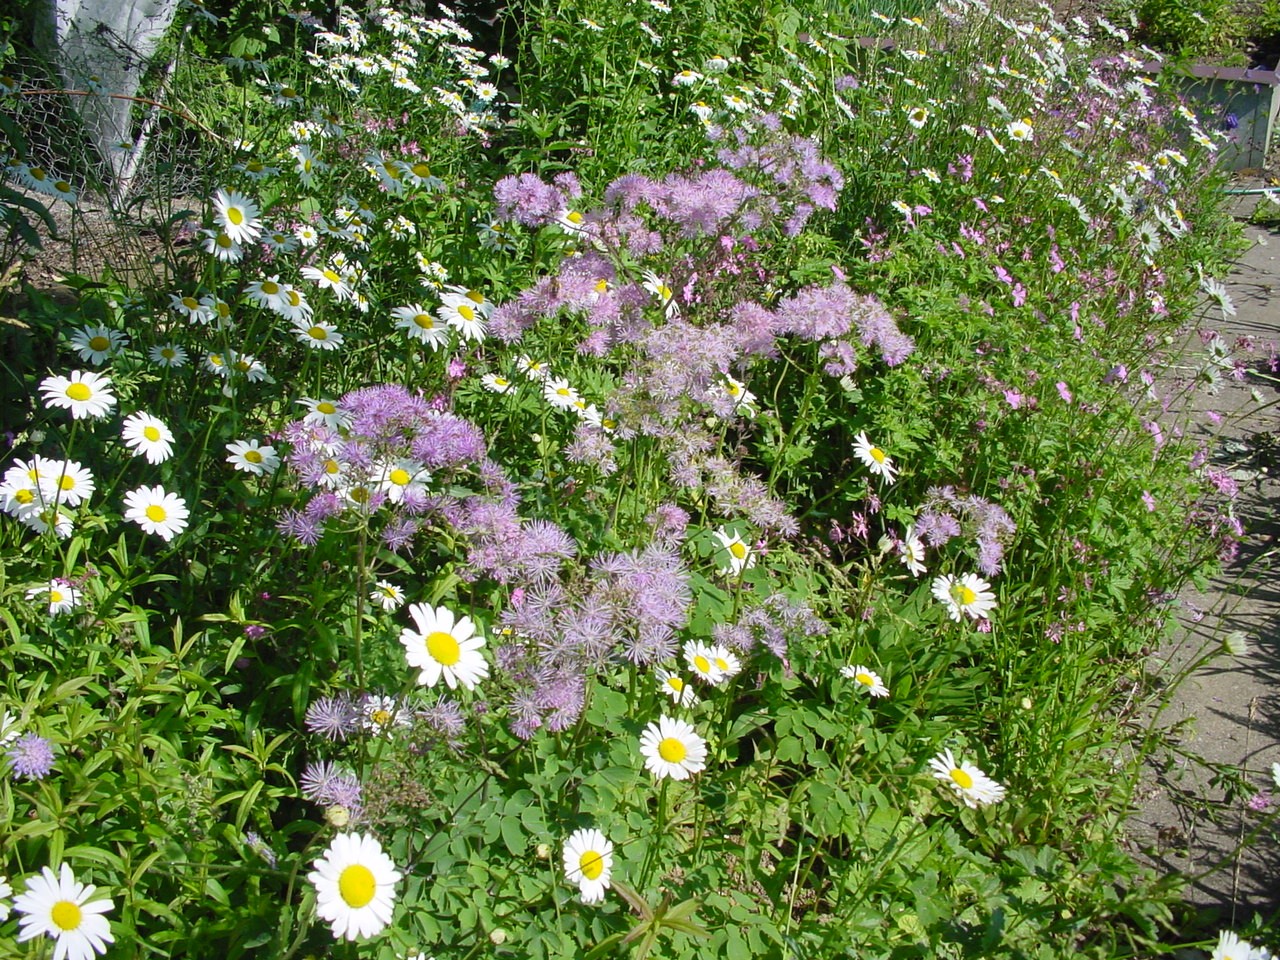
[
  {"left": 0, "top": 0, "right": 1264, "bottom": 957},
  {"left": 1136, "top": 0, "right": 1242, "bottom": 57}
]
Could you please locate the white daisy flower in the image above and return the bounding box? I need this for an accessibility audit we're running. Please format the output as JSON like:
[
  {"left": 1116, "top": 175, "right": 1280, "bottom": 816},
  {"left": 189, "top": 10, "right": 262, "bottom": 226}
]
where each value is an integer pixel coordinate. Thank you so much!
[
  {"left": 543, "top": 378, "right": 581, "bottom": 411},
  {"left": 879, "top": 525, "right": 926, "bottom": 576},
  {"left": 68, "top": 325, "right": 127, "bottom": 364},
  {"left": 905, "top": 105, "right": 930, "bottom": 128},
  {"left": 212, "top": 187, "right": 262, "bottom": 245},
  {"left": 122, "top": 485, "right": 190, "bottom": 541},
  {"left": 301, "top": 265, "right": 355, "bottom": 302},
  {"left": 360, "top": 694, "right": 408, "bottom": 734},
  {"left": 712, "top": 527, "right": 755, "bottom": 576},
  {"left": 294, "top": 319, "right": 345, "bottom": 351},
  {"left": 202, "top": 229, "right": 243, "bottom": 262},
  {"left": 377, "top": 459, "right": 429, "bottom": 503},
  {"left": 308, "top": 832, "right": 401, "bottom": 941},
  {"left": 244, "top": 277, "right": 288, "bottom": 311},
  {"left": 399, "top": 603, "right": 489, "bottom": 690},
  {"left": 931, "top": 573, "right": 997, "bottom": 622},
  {"left": 121, "top": 412, "right": 176, "bottom": 464},
  {"left": 27, "top": 579, "right": 82, "bottom": 616},
  {"left": 639, "top": 716, "right": 707, "bottom": 780},
  {"left": 1007, "top": 118, "right": 1033, "bottom": 142},
  {"left": 370, "top": 580, "right": 405, "bottom": 612},
  {"left": 393, "top": 304, "right": 451, "bottom": 348},
  {"left": 517, "top": 356, "right": 550, "bottom": 380},
  {"left": 563, "top": 828, "right": 613, "bottom": 903},
  {"left": 226, "top": 439, "right": 280, "bottom": 476},
  {"left": 852, "top": 431, "right": 897, "bottom": 484},
  {"left": 298, "top": 397, "right": 350, "bottom": 430},
  {"left": 840, "top": 664, "right": 889, "bottom": 697},
  {"left": 482, "top": 373, "right": 514, "bottom": 394},
  {"left": 39, "top": 370, "right": 117, "bottom": 420},
  {"left": 148, "top": 343, "right": 188, "bottom": 368},
  {"left": 641, "top": 270, "right": 679, "bottom": 318},
  {"left": 928, "top": 747, "right": 1006, "bottom": 807},
  {"left": 170, "top": 292, "right": 216, "bottom": 325},
  {"left": 1210, "top": 930, "right": 1254, "bottom": 960},
  {"left": 655, "top": 667, "right": 697, "bottom": 707},
  {"left": 13, "top": 863, "right": 114, "bottom": 960},
  {"left": 436, "top": 299, "right": 487, "bottom": 342}
]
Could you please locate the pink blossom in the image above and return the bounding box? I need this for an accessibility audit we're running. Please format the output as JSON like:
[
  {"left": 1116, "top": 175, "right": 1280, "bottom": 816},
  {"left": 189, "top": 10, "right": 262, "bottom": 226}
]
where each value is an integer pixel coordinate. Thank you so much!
[{"left": 1056, "top": 381, "right": 1073, "bottom": 403}]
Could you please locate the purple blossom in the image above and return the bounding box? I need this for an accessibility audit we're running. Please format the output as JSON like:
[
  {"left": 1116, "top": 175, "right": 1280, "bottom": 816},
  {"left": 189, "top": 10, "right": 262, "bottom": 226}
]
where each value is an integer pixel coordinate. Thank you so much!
[
  {"left": 305, "top": 695, "right": 361, "bottom": 740},
  {"left": 7, "top": 732, "right": 55, "bottom": 780},
  {"left": 493, "top": 173, "right": 566, "bottom": 227}
]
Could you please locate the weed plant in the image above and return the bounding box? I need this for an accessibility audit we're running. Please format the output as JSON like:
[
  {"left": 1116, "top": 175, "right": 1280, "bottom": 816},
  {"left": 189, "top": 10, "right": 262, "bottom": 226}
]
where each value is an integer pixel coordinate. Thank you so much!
[{"left": 0, "top": 0, "right": 1273, "bottom": 958}]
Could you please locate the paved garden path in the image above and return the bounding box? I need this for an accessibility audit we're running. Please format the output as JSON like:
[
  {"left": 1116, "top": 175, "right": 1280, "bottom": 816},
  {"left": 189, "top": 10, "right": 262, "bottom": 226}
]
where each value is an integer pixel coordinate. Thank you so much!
[{"left": 1129, "top": 221, "right": 1280, "bottom": 927}]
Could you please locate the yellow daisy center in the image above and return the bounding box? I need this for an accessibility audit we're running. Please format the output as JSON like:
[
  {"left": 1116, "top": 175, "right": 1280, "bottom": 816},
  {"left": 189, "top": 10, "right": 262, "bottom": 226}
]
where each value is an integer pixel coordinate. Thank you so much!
[
  {"left": 30, "top": 167, "right": 47, "bottom": 181},
  {"left": 57, "top": 181, "right": 74, "bottom": 195},
  {"left": 658, "top": 737, "right": 687, "bottom": 763},
  {"left": 161, "top": 348, "right": 176, "bottom": 358},
  {"left": 714, "top": 656, "right": 729, "bottom": 671},
  {"left": 209, "top": 354, "right": 224, "bottom": 366},
  {"left": 146, "top": 504, "right": 168, "bottom": 523},
  {"left": 693, "top": 654, "right": 711, "bottom": 674},
  {"left": 323, "top": 269, "right": 342, "bottom": 284},
  {"left": 413, "top": 313, "right": 434, "bottom": 329},
  {"left": 227, "top": 207, "right": 244, "bottom": 225},
  {"left": 182, "top": 296, "right": 200, "bottom": 310},
  {"left": 59, "top": 475, "right": 75, "bottom": 490},
  {"left": 323, "top": 459, "right": 340, "bottom": 475},
  {"left": 567, "top": 211, "right": 583, "bottom": 224},
  {"left": 308, "top": 325, "right": 328, "bottom": 340},
  {"left": 556, "top": 387, "right": 571, "bottom": 397},
  {"left": 233, "top": 360, "right": 251, "bottom": 373},
  {"left": 729, "top": 542, "right": 747, "bottom": 559},
  {"left": 286, "top": 291, "right": 302, "bottom": 307},
  {"left": 411, "top": 162, "right": 432, "bottom": 177},
  {"left": 66, "top": 383, "right": 91, "bottom": 402},
  {"left": 594, "top": 279, "right": 608, "bottom": 293},
  {"left": 389, "top": 468, "right": 411, "bottom": 486},
  {"left": 263, "top": 281, "right": 281, "bottom": 296},
  {"left": 349, "top": 486, "right": 371, "bottom": 504},
  {"left": 457, "top": 304, "right": 475, "bottom": 322},
  {"left": 88, "top": 336, "right": 109, "bottom": 351},
  {"left": 950, "top": 584, "right": 977, "bottom": 606},
  {"left": 426, "top": 630, "right": 461, "bottom": 666},
  {"left": 317, "top": 401, "right": 336, "bottom": 414},
  {"left": 855, "top": 672, "right": 874, "bottom": 687},
  {"left": 244, "top": 450, "right": 263, "bottom": 464},
  {"left": 371, "top": 708, "right": 392, "bottom": 726},
  {"left": 50, "top": 900, "right": 82, "bottom": 931},
  {"left": 281, "top": 86, "right": 297, "bottom": 98},
  {"left": 15, "top": 489, "right": 33, "bottom": 505},
  {"left": 216, "top": 234, "right": 233, "bottom": 249},
  {"left": 465, "top": 290, "right": 485, "bottom": 305},
  {"left": 666, "top": 677, "right": 684, "bottom": 692},
  {"left": 383, "top": 163, "right": 402, "bottom": 180},
  {"left": 579, "top": 850, "right": 605, "bottom": 880},
  {"left": 144, "top": 426, "right": 161, "bottom": 441},
  {"left": 50, "top": 589, "right": 64, "bottom": 604},
  {"left": 337, "top": 864, "right": 376, "bottom": 908},
  {"left": 870, "top": 447, "right": 886, "bottom": 464},
  {"left": 950, "top": 768, "right": 974, "bottom": 790}
]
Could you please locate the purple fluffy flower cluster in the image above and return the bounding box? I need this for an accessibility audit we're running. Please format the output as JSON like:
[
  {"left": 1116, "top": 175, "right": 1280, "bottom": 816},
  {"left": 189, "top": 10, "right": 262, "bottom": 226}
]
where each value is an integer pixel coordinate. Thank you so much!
[
  {"left": 714, "top": 123, "right": 845, "bottom": 235},
  {"left": 300, "top": 760, "right": 364, "bottom": 816},
  {"left": 712, "top": 593, "right": 828, "bottom": 659},
  {"left": 496, "top": 545, "right": 691, "bottom": 738},
  {"left": 277, "top": 384, "right": 487, "bottom": 550},
  {"left": 914, "top": 486, "right": 1017, "bottom": 576}
]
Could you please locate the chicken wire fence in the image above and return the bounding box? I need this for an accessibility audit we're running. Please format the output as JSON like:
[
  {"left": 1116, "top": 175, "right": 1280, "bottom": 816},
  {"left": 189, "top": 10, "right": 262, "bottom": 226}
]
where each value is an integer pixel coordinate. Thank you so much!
[{"left": 3, "top": 7, "right": 226, "bottom": 267}]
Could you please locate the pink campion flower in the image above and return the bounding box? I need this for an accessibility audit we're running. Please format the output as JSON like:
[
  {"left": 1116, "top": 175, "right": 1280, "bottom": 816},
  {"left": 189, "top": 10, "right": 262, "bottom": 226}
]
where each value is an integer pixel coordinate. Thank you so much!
[
  {"left": 1247, "top": 791, "right": 1272, "bottom": 812},
  {"left": 1142, "top": 491, "right": 1156, "bottom": 512},
  {"left": 1012, "top": 283, "right": 1026, "bottom": 307},
  {"left": 1004, "top": 390, "right": 1025, "bottom": 409},
  {"left": 1056, "top": 382, "right": 1073, "bottom": 403},
  {"left": 993, "top": 265, "right": 1013, "bottom": 285},
  {"left": 1144, "top": 421, "right": 1164, "bottom": 449}
]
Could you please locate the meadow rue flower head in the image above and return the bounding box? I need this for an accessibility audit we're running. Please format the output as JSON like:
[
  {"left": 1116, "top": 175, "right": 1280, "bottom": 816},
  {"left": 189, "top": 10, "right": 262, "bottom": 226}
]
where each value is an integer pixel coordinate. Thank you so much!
[
  {"left": 308, "top": 832, "right": 401, "bottom": 941},
  {"left": 562, "top": 828, "right": 613, "bottom": 903},
  {"left": 14, "top": 863, "right": 114, "bottom": 960},
  {"left": 929, "top": 747, "right": 1006, "bottom": 807},
  {"left": 639, "top": 715, "right": 707, "bottom": 780},
  {"left": 305, "top": 695, "right": 361, "bottom": 740}
]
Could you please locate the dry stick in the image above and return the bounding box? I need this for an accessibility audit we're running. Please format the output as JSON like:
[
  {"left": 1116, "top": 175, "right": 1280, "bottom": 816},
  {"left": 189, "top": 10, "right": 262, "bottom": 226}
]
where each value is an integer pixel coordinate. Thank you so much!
[{"left": 15, "top": 89, "right": 227, "bottom": 144}]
